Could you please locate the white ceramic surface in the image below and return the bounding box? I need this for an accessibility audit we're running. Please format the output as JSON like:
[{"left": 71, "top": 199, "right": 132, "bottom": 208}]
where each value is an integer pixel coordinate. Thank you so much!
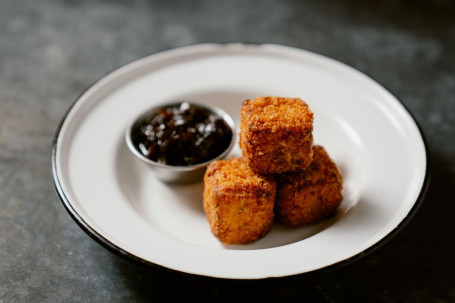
[{"left": 52, "top": 43, "right": 428, "bottom": 279}]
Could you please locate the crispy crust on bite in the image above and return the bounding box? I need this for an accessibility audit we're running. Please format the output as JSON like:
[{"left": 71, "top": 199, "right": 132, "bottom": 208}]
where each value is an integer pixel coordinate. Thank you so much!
[
  {"left": 203, "top": 158, "right": 276, "bottom": 244},
  {"left": 239, "top": 96, "right": 314, "bottom": 174},
  {"left": 274, "top": 145, "right": 343, "bottom": 227}
]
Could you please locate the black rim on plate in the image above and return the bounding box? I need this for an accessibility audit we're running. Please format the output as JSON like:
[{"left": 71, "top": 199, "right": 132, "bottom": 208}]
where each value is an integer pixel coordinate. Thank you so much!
[{"left": 50, "top": 44, "right": 431, "bottom": 280}]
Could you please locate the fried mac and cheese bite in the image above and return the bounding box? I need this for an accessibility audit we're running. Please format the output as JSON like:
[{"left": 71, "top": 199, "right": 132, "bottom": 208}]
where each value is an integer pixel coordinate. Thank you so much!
[
  {"left": 203, "top": 158, "right": 276, "bottom": 244},
  {"left": 239, "top": 96, "right": 314, "bottom": 174},
  {"left": 274, "top": 145, "right": 343, "bottom": 227}
]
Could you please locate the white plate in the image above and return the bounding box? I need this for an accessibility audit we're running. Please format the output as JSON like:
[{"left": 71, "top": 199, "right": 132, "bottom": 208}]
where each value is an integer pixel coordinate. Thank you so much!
[{"left": 51, "top": 43, "right": 429, "bottom": 279}]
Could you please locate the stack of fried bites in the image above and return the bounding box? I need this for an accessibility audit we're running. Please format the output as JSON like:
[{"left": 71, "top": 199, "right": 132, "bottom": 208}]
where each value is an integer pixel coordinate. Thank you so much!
[{"left": 203, "top": 96, "right": 343, "bottom": 244}]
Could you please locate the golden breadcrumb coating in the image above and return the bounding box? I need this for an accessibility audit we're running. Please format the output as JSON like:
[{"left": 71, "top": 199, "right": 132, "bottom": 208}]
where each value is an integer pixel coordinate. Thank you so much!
[
  {"left": 203, "top": 158, "right": 276, "bottom": 244},
  {"left": 239, "top": 96, "right": 314, "bottom": 174},
  {"left": 274, "top": 145, "right": 343, "bottom": 227}
]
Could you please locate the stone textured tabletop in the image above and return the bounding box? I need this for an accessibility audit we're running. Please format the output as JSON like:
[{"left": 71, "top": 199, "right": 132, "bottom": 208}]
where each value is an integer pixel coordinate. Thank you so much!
[{"left": 1, "top": 0, "right": 454, "bottom": 302}]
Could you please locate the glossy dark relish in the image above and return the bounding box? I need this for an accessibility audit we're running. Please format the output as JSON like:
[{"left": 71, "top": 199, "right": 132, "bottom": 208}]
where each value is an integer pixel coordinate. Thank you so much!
[{"left": 132, "top": 102, "right": 233, "bottom": 166}]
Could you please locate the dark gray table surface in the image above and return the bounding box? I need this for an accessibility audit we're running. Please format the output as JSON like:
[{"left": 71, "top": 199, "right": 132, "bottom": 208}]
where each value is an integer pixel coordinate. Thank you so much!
[{"left": 1, "top": 0, "right": 454, "bottom": 302}]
